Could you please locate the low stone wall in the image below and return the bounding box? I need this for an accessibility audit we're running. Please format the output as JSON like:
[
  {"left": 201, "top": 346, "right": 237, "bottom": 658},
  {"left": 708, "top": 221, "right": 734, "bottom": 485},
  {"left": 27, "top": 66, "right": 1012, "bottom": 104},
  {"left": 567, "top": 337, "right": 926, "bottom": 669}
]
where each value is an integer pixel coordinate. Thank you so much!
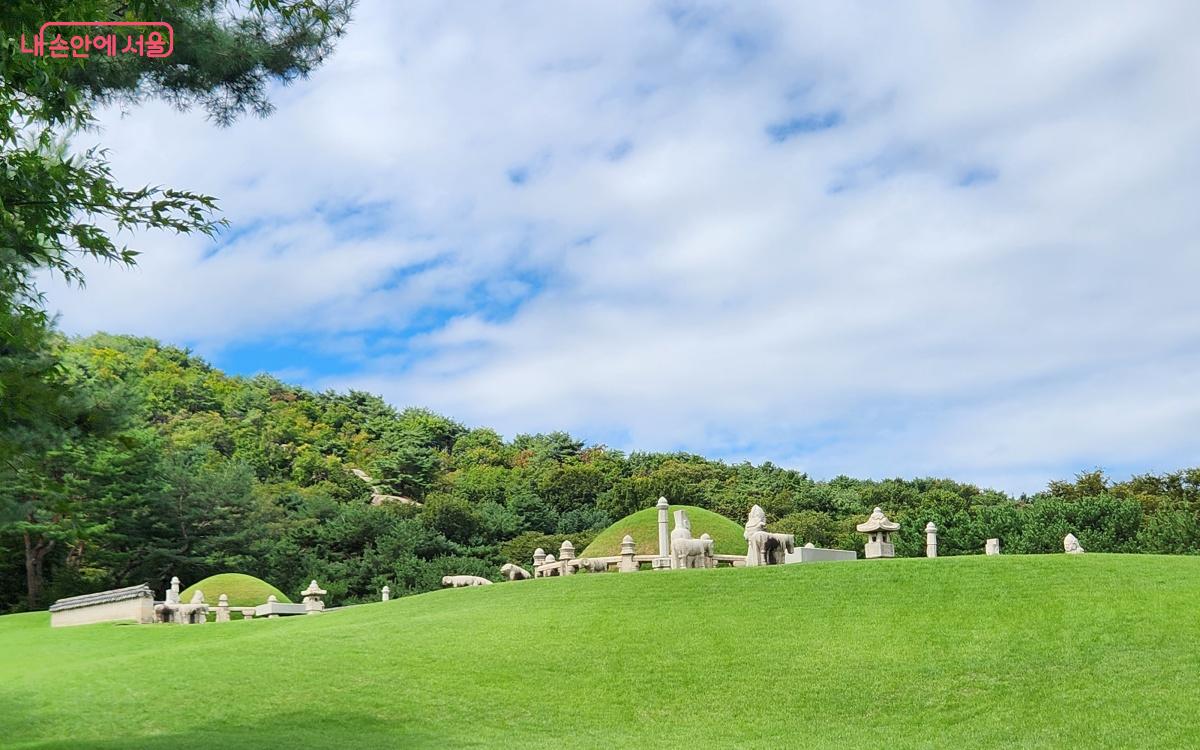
[{"left": 49, "top": 584, "right": 156, "bottom": 628}]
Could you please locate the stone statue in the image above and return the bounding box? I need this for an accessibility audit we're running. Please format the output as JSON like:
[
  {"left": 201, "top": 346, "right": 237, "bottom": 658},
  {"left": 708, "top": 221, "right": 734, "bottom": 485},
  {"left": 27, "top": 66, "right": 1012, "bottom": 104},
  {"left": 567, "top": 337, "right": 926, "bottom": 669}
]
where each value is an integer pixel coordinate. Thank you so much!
[
  {"left": 154, "top": 586, "right": 208, "bottom": 624},
  {"left": 576, "top": 559, "right": 610, "bottom": 573},
  {"left": 441, "top": 575, "right": 493, "bottom": 588},
  {"left": 743, "top": 504, "right": 795, "bottom": 566},
  {"left": 670, "top": 509, "right": 715, "bottom": 569},
  {"left": 1064, "top": 533, "right": 1085, "bottom": 554},
  {"left": 500, "top": 563, "right": 532, "bottom": 581}
]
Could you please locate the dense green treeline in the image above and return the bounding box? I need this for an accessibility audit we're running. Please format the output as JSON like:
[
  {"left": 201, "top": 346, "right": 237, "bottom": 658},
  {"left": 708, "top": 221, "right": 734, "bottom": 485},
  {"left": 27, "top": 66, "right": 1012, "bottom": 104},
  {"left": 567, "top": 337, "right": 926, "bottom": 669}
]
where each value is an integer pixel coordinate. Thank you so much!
[{"left": 3, "top": 333, "right": 1199, "bottom": 613}]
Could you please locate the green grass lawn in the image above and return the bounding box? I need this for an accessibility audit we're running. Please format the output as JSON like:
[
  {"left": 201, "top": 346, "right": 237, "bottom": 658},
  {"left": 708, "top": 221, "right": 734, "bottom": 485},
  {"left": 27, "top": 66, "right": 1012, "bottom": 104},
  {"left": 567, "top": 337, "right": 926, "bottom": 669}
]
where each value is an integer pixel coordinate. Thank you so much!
[
  {"left": 3, "top": 554, "right": 1199, "bottom": 748},
  {"left": 579, "top": 503, "right": 746, "bottom": 557}
]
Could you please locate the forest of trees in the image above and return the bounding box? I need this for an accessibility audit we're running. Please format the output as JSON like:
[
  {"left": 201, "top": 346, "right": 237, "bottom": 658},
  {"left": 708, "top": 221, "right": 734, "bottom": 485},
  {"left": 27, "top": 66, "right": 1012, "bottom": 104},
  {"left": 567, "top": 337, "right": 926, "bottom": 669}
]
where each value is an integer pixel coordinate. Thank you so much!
[
  {"left": 4, "top": 3, "right": 1199, "bottom": 614},
  {"left": 3, "top": 331, "right": 1200, "bottom": 613}
]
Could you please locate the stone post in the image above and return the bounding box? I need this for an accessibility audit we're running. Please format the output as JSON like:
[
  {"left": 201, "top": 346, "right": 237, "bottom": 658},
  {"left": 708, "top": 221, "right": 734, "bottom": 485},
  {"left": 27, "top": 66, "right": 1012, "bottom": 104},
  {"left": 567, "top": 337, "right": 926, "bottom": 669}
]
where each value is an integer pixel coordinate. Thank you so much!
[
  {"left": 925, "top": 522, "right": 938, "bottom": 558},
  {"left": 533, "top": 547, "right": 546, "bottom": 574},
  {"left": 215, "top": 594, "right": 231, "bottom": 623},
  {"left": 381, "top": 586, "right": 391, "bottom": 602},
  {"left": 302, "top": 580, "right": 327, "bottom": 614},
  {"left": 167, "top": 576, "right": 181, "bottom": 604},
  {"left": 267, "top": 594, "right": 280, "bottom": 619},
  {"left": 654, "top": 497, "right": 672, "bottom": 569},
  {"left": 619, "top": 534, "right": 637, "bottom": 572},
  {"left": 985, "top": 538, "right": 1001, "bottom": 556},
  {"left": 559, "top": 540, "right": 575, "bottom": 576}
]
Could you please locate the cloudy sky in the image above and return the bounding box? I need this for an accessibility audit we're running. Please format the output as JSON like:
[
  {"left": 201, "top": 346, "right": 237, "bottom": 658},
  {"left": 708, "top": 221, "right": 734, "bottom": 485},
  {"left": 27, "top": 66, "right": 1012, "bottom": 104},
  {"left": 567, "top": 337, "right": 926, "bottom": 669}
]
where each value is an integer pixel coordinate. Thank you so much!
[{"left": 43, "top": 1, "right": 1200, "bottom": 494}]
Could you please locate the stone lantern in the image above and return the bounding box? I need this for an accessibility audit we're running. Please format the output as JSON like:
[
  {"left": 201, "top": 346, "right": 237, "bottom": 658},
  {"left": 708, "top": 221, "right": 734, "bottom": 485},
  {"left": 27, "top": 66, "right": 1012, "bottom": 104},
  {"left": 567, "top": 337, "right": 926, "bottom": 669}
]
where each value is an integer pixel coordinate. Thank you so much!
[
  {"left": 619, "top": 534, "right": 637, "bottom": 572},
  {"left": 301, "top": 580, "right": 327, "bottom": 614},
  {"left": 856, "top": 507, "right": 899, "bottom": 559}
]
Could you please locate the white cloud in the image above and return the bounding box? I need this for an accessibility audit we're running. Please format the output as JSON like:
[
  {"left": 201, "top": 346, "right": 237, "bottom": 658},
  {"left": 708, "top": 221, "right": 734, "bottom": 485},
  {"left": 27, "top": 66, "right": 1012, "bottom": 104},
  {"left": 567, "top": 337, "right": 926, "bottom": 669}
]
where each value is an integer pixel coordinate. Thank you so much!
[{"left": 43, "top": 0, "right": 1200, "bottom": 493}]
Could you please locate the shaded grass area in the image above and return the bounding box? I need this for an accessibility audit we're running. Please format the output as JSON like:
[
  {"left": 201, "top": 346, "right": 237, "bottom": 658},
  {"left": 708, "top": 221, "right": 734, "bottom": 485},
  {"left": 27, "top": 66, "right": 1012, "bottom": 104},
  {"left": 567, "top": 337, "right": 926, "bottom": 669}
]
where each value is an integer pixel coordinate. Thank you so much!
[
  {"left": 3, "top": 555, "right": 1199, "bottom": 748},
  {"left": 578, "top": 504, "right": 746, "bottom": 557}
]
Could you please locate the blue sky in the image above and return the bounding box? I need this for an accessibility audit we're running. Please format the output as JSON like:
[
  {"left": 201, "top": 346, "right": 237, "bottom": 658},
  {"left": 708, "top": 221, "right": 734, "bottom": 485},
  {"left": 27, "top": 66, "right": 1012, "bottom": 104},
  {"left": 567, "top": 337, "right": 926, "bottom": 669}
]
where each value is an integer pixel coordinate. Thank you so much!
[{"left": 44, "top": 1, "right": 1200, "bottom": 494}]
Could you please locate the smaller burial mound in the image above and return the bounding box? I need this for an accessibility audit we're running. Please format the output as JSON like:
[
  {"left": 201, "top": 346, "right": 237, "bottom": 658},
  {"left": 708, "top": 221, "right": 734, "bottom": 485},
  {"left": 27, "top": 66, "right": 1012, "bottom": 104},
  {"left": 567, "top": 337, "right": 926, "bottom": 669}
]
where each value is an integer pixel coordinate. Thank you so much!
[
  {"left": 179, "top": 573, "right": 291, "bottom": 607},
  {"left": 579, "top": 504, "right": 745, "bottom": 558}
]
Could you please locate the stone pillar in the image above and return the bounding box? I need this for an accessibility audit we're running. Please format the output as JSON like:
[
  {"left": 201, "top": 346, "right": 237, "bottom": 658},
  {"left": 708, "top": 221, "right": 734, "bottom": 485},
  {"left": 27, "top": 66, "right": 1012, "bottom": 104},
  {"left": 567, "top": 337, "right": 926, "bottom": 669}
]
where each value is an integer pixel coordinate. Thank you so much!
[
  {"left": 619, "top": 535, "right": 637, "bottom": 572},
  {"left": 267, "top": 594, "right": 280, "bottom": 619},
  {"left": 985, "top": 538, "right": 1001, "bottom": 556},
  {"left": 559, "top": 540, "right": 575, "bottom": 576},
  {"left": 655, "top": 497, "right": 671, "bottom": 569},
  {"left": 167, "top": 576, "right": 181, "bottom": 604},
  {"left": 301, "top": 580, "right": 327, "bottom": 614},
  {"left": 381, "top": 586, "right": 391, "bottom": 602},
  {"left": 533, "top": 547, "right": 546, "bottom": 572},
  {"left": 215, "top": 594, "right": 231, "bottom": 623},
  {"left": 925, "top": 522, "right": 938, "bottom": 558}
]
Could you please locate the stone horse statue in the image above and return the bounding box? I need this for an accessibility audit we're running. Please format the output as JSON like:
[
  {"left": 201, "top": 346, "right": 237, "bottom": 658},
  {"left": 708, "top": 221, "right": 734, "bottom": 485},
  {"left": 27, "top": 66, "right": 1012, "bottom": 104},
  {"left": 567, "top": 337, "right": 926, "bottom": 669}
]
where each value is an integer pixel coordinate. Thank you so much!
[
  {"left": 744, "top": 504, "right": 795, "bottom": 566},
  {"left": 670, "top": 510, "right": 715, "bottom": 569}
]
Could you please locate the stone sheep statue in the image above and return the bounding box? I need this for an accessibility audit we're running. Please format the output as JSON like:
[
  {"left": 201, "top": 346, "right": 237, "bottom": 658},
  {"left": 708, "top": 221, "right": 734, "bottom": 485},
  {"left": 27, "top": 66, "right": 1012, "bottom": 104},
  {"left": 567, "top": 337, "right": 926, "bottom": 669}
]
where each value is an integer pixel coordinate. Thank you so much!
[
  {"left": 500, "top": 563, "right": 532, "bottom": 581},
  {"left": 670, "top": 510, "right": 715, "bottom": 569},
  {"left": 673, "top": 534, "right": 715, "bottom": 569},
  {"left": 442, "top": 575, "right": 493, "bottom": 588},
  {"left": 744, "top": 504, "right": 795, "bottom": 566},
  {"left": 575, "top": 558, "right": 610, "bottom": 573}
]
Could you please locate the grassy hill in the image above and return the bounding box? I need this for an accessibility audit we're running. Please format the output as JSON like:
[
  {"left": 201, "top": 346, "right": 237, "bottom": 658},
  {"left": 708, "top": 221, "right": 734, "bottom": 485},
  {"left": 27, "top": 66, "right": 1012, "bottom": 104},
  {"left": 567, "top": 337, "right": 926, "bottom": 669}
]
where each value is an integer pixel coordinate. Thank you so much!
[
  {"left": 579, "top": 504, "right": 746, "bottom": 557},
  {"left": 3, "top": 555, "right": 1199, "bottom": 748},
  {"left": 179, "top": 573, "right": 291, "bottom": 607}
]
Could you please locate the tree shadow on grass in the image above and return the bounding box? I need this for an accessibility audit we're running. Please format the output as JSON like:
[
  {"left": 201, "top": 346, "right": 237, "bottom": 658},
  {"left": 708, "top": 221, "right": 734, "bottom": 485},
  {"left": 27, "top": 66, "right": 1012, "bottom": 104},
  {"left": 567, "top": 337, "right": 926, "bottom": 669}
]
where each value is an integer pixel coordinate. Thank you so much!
[{"left": 9, "top": 709, "right": 474, "bottom": 750}]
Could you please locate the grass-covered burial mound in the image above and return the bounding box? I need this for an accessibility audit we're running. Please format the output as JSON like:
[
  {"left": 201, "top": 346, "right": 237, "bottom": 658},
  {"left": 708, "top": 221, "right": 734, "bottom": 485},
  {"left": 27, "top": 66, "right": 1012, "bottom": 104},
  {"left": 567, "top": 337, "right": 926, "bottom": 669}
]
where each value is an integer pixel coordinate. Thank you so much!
[
  {"left": 579, "top": 504, "right": 746, "bottom": 558},
  {"left": 180, "top": 573, "right": 291, "bottom": 608}
]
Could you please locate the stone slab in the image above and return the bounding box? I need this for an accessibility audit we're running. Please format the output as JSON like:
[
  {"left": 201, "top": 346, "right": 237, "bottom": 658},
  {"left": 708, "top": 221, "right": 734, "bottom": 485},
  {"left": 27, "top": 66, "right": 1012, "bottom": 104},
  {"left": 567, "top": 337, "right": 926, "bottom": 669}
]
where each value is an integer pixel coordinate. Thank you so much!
[{"left": 784, "top": 547, "right": 857, "bottom": 564}]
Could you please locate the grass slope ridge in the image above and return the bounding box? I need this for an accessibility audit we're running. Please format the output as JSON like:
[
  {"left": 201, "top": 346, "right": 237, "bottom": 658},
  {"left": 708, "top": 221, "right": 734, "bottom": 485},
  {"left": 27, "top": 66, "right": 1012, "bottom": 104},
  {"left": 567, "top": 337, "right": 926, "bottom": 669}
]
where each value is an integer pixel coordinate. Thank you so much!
[
  {"left": 2, "top": 555, "right": 1199, "bottom": 749},
  {"left": 179, "top": 573, "right": 291, "bottom": 607},
  {"left": 579, "top": 504, "right": 746, "bottom": 557}
]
